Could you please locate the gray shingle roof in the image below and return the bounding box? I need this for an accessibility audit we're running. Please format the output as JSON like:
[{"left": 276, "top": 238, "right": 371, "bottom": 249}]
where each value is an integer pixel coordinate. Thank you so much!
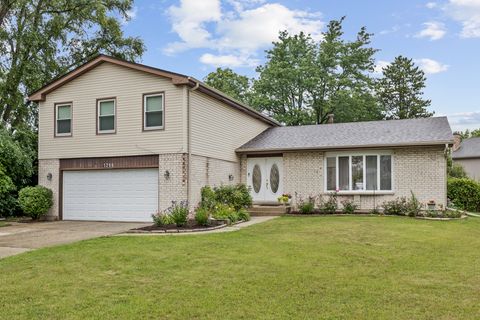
[
  {"left": 452, "top": 137, "right": 480, "bottom": 159},
  {"left": 237, "top": 117, "right": 453, "bottom": 152}
]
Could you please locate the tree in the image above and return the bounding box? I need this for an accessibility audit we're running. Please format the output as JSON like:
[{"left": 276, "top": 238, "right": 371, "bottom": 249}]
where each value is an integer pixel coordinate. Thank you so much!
[
  {"left": 203, "top": 68, "right": 251, "bottom": 103},
  {"left": 377, "top": 56, "right": 433, "bottom": 119},
  {"left": 0, "top": 0, "right": 145, "bottom": 128},
  {"left": 252, "top": 18, "right": 381, "bottom": 125},
  {"left": 456, "top": 128, "right": 480, "bottom": 139}
]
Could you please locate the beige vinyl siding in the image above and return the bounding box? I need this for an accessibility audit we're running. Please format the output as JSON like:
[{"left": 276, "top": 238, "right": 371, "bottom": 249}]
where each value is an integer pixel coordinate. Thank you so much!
[
  {"left": 454, "top": 158, "right": 480, "bottom": 181},
  {"left": 190, "top": 90, "right": 270, "bottom": 162},
  {"left": 39, "top": 62, "right": 186, "bottom": 159}
]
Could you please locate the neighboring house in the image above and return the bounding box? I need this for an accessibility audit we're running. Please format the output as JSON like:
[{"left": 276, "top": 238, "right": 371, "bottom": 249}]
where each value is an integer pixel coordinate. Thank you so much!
[
  {"left": 452, "top": 137, "right": 480, "bottom": 181},
  {"left": 29, "top": 55, "right": 453, "bottom": 222}
]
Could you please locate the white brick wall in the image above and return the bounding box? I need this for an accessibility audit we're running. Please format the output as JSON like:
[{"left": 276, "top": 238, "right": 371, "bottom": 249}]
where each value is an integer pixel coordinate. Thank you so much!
[
  {"left": 242, "top": 146, "right": 447, "bottom": 211},
  {"left": 189, "top": 154, "right": 239, "bottom": 208},
  {"left": 38, "top": 159, "right": 60, "bottom": 220},
  {"left": 158, "top": 153, "right": 188, "bottom": 211}
]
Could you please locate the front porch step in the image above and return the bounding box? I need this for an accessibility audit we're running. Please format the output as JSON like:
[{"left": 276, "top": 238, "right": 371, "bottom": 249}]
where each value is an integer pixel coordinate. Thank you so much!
[{"left": 248, "top": 205, "right": 289, "bottom": 216}]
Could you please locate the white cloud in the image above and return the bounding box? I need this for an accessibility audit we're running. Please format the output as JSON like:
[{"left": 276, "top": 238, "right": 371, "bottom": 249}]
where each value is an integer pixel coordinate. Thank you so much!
[
  {"left": 446, "top": 0, "right": 480, "bottom": 38},
  {"left": 164, "top": 1, "right": 323, "bottom": 67},
  {"left": 415, "top": 58, "right": 449, "bottom": 74},
  {"left": 426, "top": 2, "right": 438, "bottom": 8},
  {"left": 199, "top": 53, "right": 259, "bottom": 67},
  {"left": 445, "top": 111, "right": 480, "bottom": 131},
  {"left": 415, "top": 21, "right": 446, "bottom": 40},
  {"left": 164, "top": 0, "right": 222, "bottom": 54},
  {"left": 373, "top": 60, "right": 390, "bottom": 74}
]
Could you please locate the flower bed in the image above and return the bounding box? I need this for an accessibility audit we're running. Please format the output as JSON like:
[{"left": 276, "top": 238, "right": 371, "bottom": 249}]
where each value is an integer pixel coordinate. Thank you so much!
[{"left": 128, "top": 220, "right": 228, "bottom": 234}]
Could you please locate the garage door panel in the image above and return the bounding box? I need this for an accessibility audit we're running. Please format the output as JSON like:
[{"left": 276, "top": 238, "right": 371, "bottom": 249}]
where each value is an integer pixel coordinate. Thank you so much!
[{"left": 63, "top": 169, "right": 158, "bottom": 222}]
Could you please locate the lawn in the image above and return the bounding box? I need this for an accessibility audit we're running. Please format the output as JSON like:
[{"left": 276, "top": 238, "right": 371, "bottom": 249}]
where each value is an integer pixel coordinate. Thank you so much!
[{"left": 1, "top": 216, "right": 480, "bottom": 319}]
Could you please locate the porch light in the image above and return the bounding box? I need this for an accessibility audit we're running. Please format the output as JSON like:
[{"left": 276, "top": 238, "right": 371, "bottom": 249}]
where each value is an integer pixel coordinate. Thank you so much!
[
  {"left": 164, "top": 170, "right": 170, "bottom": 180},
  {"left": 47, "top": 173, "right": 52, "bottom": 181},
  {"left": 229, "top": 174, "right": 234, "bottom": 181}
]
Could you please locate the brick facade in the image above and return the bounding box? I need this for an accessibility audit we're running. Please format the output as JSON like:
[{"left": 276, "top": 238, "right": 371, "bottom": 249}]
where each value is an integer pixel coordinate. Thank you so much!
[
  {"left": 38, "top": 159, "right": 60, "bottom": 220},
  {"left": 189, "top": 154, "right": 239, "bottom": 208},
  {"left": 242, "top": 146, "right": 448, "bottom": 211},
  {"left": 158, "top": 153, "right": 188, "bottom": 212}
]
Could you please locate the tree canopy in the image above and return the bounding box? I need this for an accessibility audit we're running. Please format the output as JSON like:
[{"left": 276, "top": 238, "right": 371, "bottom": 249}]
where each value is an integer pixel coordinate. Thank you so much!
[
  {"left": 376, "top": 56, "right": 433, "bottom": 119},
  {"left": 203, "top": 68, "right": 251, "bottom": 103},
  {"left": 0, "top": 0, "right": 145, "bottom": 128}
]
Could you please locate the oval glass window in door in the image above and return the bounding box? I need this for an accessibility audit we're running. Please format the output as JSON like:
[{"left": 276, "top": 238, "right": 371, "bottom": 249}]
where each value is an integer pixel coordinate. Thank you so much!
[
  {"left": 270, "top": 164, "right": 280, "bottom": 193},
  {"left": 252, "top": 164, "right": 262, "bottom": 193}
]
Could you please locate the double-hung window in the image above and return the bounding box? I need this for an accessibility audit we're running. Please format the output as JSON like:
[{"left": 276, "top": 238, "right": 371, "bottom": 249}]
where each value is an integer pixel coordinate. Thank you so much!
[
  {"left": 325, "top": 153, "right": 392, "bottom": 192},
  {"left": 97, "top": 98, "right": 116, "bottom": 134},
  {"left": 143, "top": 93, "right": 164, "bottom": 130},
  {"left": 55, "top": 103, "right": 72, "bottom": 136}
]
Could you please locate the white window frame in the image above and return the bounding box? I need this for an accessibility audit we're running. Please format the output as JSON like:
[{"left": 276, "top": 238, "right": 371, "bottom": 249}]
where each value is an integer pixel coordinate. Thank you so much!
[
  {"left": 324, "top": 151, "right": 394, "bottom": 194},
  {"left": 143, "top": 93, "right": 164, "bottom": 130},
  {"left": 55, "top": 103, "right": 72, "bottom": 137},
  {"left": 97, "top": 98, "right": 116, "bottom": 134}
]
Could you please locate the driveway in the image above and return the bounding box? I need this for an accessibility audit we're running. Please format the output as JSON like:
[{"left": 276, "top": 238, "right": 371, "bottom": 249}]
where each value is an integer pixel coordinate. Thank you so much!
[{"left": 0, "top": 221, "right": 149, "bottom": 259}]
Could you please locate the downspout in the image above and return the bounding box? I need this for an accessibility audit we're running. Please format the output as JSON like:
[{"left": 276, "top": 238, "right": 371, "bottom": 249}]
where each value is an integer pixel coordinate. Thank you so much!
[{"left": 187, "top": 79, "right": 200, "bottom": 206}]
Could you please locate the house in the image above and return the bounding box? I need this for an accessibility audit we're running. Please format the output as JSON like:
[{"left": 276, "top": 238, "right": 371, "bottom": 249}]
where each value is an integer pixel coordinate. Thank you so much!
[
  {"left": 29, "top": 55, "right": 453, "bottom": 222},
  {"left": 452, "top": 136, "right": 480, "bottom": 181}
]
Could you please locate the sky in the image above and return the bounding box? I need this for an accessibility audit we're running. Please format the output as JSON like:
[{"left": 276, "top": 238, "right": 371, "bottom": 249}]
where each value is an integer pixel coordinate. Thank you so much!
[{"left": 121, "top": 0, "right": 480, "bottom": 132}]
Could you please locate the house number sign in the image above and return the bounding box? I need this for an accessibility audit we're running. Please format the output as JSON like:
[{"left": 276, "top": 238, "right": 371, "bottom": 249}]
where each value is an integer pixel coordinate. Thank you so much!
[{"left": 103, "top": 162, "right": 114, "bottom": 168}]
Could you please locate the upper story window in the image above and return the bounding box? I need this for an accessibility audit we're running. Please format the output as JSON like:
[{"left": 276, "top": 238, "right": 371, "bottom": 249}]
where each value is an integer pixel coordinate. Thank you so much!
[
  {"left": 143, "top": 93, "right": 164, "bottom": 130},
  {"left": 55, "top": 103, "right": 72, "bottom": 136},
  {"left": 97, "top": 98, "right": 116, "bottom": 134},
  {"left": 325, "top": 152, "right": 392, "bottom": 192}
]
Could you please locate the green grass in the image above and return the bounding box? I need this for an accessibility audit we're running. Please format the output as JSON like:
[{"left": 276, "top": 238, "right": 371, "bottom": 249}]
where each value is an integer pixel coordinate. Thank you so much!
[
  {"left": 1, "top": 216, "right": 480, "bottom": 319},
  {"left": 0, "top": 220, "right": 9, "bottom": 227}
]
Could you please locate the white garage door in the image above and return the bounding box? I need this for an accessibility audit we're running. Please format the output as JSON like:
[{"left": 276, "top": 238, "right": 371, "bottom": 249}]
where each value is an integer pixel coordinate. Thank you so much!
[{"left": 63, "top": 169, "right": 158, "bottom": 222}]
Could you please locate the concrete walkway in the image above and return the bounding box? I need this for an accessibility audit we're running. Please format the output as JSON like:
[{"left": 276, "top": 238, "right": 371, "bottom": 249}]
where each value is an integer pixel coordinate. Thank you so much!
[
  {"left": 118, "top": 216, "right": 279, "bottom": 236},
  {"left": 0, "top": 221, "right": 149, "bottom": 259}
]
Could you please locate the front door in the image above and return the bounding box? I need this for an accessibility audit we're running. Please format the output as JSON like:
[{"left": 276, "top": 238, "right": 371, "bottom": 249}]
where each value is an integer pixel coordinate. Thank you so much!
[{"left": 247, "top": 157, "right": 283, "bottom": 202}]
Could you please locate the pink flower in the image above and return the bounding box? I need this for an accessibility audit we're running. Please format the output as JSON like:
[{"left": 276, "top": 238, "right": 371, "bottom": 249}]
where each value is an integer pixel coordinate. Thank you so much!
[{"left": 335, "top": 188, "right": 339, "bottom": 193}]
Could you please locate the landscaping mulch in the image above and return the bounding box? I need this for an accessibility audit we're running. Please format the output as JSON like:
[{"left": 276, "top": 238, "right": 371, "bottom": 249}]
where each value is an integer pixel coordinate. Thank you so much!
[{"left": 128, "top": 221, "right": 228, "bottom": 234}]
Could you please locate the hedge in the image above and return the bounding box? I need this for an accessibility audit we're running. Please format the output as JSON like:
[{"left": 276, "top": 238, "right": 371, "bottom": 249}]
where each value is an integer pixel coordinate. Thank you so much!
[{"left": 447, "top": 178, "right": 480, "bottom": 212}]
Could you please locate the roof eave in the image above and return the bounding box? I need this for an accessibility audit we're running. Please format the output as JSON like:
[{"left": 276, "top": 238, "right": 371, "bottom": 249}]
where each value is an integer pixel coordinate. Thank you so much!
[{"left": 236, "top": 140, "right": 453, "bottom": 153}]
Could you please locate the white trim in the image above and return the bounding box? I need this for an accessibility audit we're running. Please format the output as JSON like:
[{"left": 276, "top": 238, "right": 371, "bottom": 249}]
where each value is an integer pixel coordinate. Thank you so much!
[
  {"left": 324, "top": 151, "right": 394, "bottom": 193},
  {"left": 55, "top": 103, "right": 72, "bottom": 137},
  {"left": 143, "top": 93, "right": 164, "bottom": 130},
  {"left": 97, "top": 99, "right": 116, "bottom": 134}
]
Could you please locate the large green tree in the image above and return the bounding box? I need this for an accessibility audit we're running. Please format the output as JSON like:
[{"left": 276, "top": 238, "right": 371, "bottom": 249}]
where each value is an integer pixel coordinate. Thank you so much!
[
  {"left": 252, "top": 18, "right": 382, "bottom": 125},
  {"left": 203, "top": 68, "right": 251, "bottom": 103},
  {"left": 0, "top": 0, "right": 145, "bottom": 128},
  {"left": 377, "top": 56, "right": 433, "bottom": 119}
]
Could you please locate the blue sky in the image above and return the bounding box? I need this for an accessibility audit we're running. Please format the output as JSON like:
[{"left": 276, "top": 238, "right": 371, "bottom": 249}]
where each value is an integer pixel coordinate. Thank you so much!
[{"left": 122, "top": 0, "right": 480, "bottom": 131}]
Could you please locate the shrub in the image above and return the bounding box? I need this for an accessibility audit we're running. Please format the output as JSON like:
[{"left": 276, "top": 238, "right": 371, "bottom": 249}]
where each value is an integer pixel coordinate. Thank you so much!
[
  {"left": 199, "top": 184, "right": 252, "bottom": 211},
  {"left": 237, "top": 208, "right": 251, "bottom": 221},
  {"left": 200, "top": 186, "right": 217, "bottom": 211},
  {"left": 382, "top": 197, "right": 408, "bottom": 216},
  {"left": 195, "top": 207, "right": 210, "bottom": 226},
  {"left": 212, "top": 204, "right": 237, "bottom": 224},
  {"left": 18, "top": 186, "right": 53, "bottom": 220},
  {"left": 170, "top": 201, "right": 189, "bottom": 227},
  {"left": 448, "top": 163, "right": 467, "bottom": 178},
  {"left": 341, "top": 199, "right": 358, "bottom": 214},
  {"left": 448, "top": 178, "right": 480, "bottom": 212},
  {"left": 444, "top": 210, "right": 462, "bottom": 218},
  {"left": 320, "top": 193, "right": 337, "bottom": 214},
  {"left": 0, "top": 166, "right": 16, "bottom": 217},
  {"left": 214, "top": 184, "right": 252, "bottom": 211},
  {"left": 152, "top": 212, "right": 174, "bottom": 227},
  {"left": 298, "top": 196, "right": 315, "bottom": 214},
  {"left": 405, "top": 191, "right": 422, "bottom": 217}
]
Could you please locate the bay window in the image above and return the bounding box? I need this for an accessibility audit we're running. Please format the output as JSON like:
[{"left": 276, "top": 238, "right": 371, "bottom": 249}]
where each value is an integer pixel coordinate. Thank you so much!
[{"left": 325, "top": 153, "right": 392, "bottom": 192}]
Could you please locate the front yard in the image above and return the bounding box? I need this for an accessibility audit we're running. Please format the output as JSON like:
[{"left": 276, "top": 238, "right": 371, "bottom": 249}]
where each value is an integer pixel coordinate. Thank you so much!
[{"left": 1, "top": 216, "right": 480, "bottom": 319}]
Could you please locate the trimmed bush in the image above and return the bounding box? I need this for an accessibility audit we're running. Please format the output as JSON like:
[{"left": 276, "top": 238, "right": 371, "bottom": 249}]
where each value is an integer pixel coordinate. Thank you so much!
[
  {"left": 0, "top": 166, "right": 16, "bottom": 217},
  {"left": 199, "top": 184, "right": 252, "bottom": 211},
  {"left": 212, "top": 204, "right": 237, "bottom": 223},
  {"left": 195, "top": 207, "right": 210, "bottom": 226},
  {"left": 18, "top": 186, "right": 53, "bottom": 220},
  {"left": 448, "top": 163, "right": 467, "bottom": 179},
  {"left": 448, "top": 178, "right": 480, "bottom": 212}
]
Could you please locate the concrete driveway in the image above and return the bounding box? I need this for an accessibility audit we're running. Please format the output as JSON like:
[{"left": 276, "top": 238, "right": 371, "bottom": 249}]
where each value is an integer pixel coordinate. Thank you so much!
[{"left": 0, "top": 221, "right": 149, "bottom": 259}]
